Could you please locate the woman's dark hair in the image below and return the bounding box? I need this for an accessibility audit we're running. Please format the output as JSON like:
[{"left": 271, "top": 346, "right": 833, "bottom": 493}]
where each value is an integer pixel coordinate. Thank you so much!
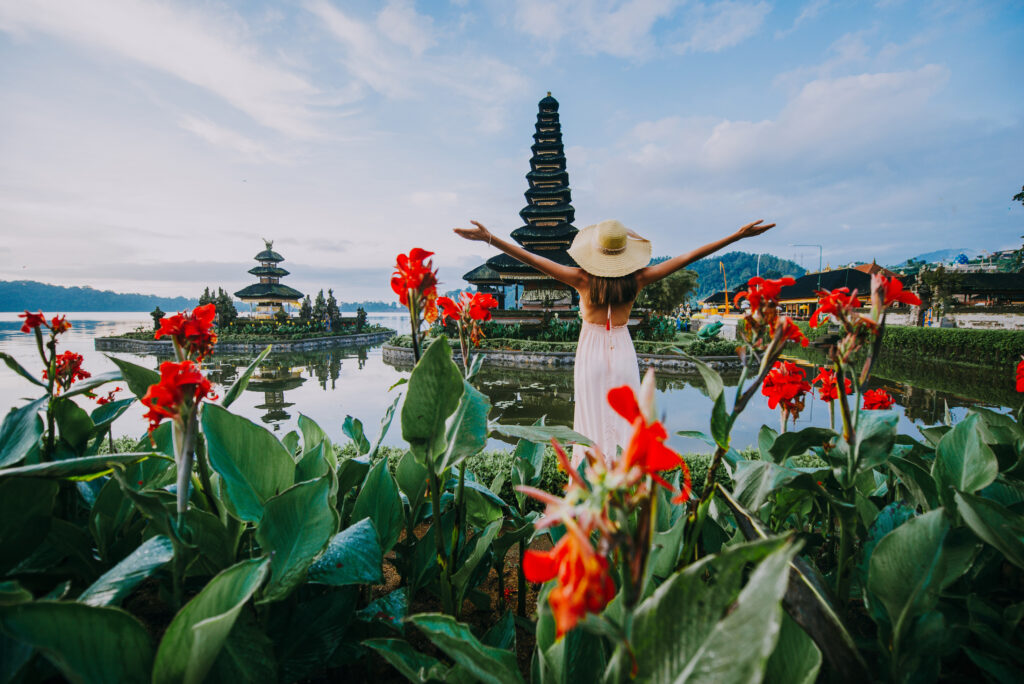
[{"left": 588, "top": 272, "right": 639, "bottom": 307}]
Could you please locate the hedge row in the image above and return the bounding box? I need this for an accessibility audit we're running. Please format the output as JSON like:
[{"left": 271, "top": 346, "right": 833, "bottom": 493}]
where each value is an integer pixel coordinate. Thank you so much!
[{"left": 388, "top": 334, "right": 738, "bottom": 357}]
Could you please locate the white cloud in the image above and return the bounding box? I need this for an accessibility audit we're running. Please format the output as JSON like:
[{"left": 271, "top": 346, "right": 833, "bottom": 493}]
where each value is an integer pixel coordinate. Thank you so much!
[
  {"left": 178, "top": 116, "right": 288, "bottom": 164},
  {"left": 775, "top": 0, "right": 829, "bottom": 39},
  {"left": 308, "top": 0, "right": 529, "bottom": 131},
  {"left": 513, "top": 0, "right": 678, "bottom": 59},
  {"left": 0, "top": 0, "right": 325, "bottom": 139},
  {"left": 673, "top": 1, "right": 771, "bottom": 54}
]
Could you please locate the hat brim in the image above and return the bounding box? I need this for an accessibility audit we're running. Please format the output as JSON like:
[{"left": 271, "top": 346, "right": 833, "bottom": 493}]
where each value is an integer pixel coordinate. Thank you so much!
[{"left": 568, "top": 224, "right": 652, "bottom": 278}]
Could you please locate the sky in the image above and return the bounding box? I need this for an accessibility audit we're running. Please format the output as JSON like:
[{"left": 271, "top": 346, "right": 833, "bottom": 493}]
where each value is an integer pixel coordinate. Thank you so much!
[{"left": 1, "top": 0, "right": 1022, "bottom": 301}]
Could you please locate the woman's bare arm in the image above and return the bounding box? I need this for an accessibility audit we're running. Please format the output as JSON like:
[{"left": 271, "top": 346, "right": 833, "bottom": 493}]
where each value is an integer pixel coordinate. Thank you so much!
[
  {"left": 636, "top": 220, "right": 776, "bottom": 288},
  {"left": 453, "top": 220, "right": 587, "bottom": 289}
]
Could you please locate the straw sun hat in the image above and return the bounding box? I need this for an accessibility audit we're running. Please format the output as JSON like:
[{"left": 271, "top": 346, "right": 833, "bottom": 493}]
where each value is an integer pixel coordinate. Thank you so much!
[{"left": 567, "top": 219, "right": 652, "bottom": 278}]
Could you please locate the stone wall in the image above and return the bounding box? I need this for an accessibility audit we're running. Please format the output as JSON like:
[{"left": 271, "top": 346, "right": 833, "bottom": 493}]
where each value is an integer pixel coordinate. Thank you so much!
[
  {"left": 886, "top": 311, "right": 1024, "bottom": 330},
  {"left": 381, "top": 344, "right": 746, "bottom": 374},
  {"left": 95, "top": 330, "right": 395, "bottom": 355}
]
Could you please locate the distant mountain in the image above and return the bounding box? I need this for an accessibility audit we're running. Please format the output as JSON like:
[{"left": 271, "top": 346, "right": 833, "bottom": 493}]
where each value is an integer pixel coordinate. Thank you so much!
[
  {"left": 0, "top": 280, "right": 197, "bottom": 312},
  {"left": 899, "top": 248, "right": 981, "bottom": 265},
  {"left": 681, "top": 252, "right": 807, "bottom": 300}
]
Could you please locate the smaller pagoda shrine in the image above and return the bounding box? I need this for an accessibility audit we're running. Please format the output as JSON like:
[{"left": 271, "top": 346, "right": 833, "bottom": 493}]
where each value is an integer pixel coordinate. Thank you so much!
[{"left": 235, "top": 239, "right": 304, "bottom": 319}]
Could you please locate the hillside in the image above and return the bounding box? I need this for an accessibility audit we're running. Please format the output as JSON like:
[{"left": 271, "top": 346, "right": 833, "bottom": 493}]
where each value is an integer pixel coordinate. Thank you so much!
[
  {"left": 0, "top": 280, "right": 197, "bottom": 312},
  {"left": 683, "top": 252, "right": 807, "bottom": 300}
]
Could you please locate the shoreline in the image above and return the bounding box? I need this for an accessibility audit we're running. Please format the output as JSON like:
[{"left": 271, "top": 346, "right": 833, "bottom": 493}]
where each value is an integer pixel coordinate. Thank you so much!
[{"left": 95, "top": 329, "right": 395, "bottom": 355}]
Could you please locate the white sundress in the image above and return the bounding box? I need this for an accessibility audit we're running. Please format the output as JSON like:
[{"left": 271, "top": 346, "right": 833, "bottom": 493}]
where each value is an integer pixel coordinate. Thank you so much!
[{"left": 571, "top": 307, "right": 641, "bottom": 466}]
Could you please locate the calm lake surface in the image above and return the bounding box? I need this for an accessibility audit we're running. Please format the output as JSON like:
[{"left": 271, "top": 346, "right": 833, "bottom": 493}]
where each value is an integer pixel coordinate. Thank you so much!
[{"left": 0, "top": 312, "right": 1014, "bottom": 454}]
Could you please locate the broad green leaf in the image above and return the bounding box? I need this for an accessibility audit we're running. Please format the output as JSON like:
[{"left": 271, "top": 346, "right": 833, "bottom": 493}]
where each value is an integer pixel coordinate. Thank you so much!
[
  {"left": 282, "top": 430, "right": 300, "bottom": 458},
  {"left": 207, "top": 612, "right": 278, "bottom": 684},
  {"left": 464, "top": 482, "right": 504, "bottom": 528},
  {"left": 78, "top": 535, "right": 174, "bottom": 606},
  {"left": 0, "top": 452, "right": 150, "bottom": 480},
  {"left": 221, "top": 345, "right": 271, "bottom": 408},
  {"left": 710, "top": 392, "right": 729, "bottom": 449},
  {"left": 0, "top": 397, "right": 45, "bottom": 467},
  {"left": 52, "top": 397, "right": 94, "bottom": 456},
  {"left": 675, "top": 349, "right": 724, "bottom": 400},
  {"left": 256, "top": 476, "right": 339, "bottom": 603},
  {"left": 89, "top": 397, "right": 134, "bottom": 432},
  {"left": 364, "top": 638, "right": 448, "bottom": 682},
  {"left": 273, "top": 589, "right": 357, "bottom": 682},
  {"left": 298, "top": 413, "right": 334, "bottom": 467},
  {"left": 409, "top": 613, "right": 524, "bottom": 684},
  {"left": 395, "top": 449, "right": 429, "bottom": 519},
  {"left": 153, "top": 557, "right": 269, "bottom": 684},
  {"left": 451, "top": 520, "right": 501, "bottom": 607},
  {"left": 956, "top": 490, "right": 1024, "bottom": 570},
  {"left": 649, "top": 514, "right": 686, "bottom": 580},
  {"left": 853, "top": 411, "right": 898, "bottom": 474},
  {"left": 868, "top": 509, "right": 974, "bottom": 654},
  {"left": 541, "top": 626, "right": 607, "bottom": 684},
  {"left": 295, "top": 441, "right": 331, "bottom": 484},
  {"left": 889, "top": 455, "right": 939, "bottom": 511},
  {"left": 401, "top": 337, "right": 464, "bottom": 462},
  {"left": 438, "top": 380, "right": 490, "bottom": 472},
  {"left": 0, "top": 478, "right": 58, "bottom": 574},
  {"left": 490, "top": 423, "right": 591, "bottom": 446},
  {"left": 917, "top": 424, "right": 950, "bottom": 448},
  {"left": 307, "top": 517, "right": 383, "bottom": 586},
  {"left": 733, "top": 460, "right": 826, "bottom": 511},
  {"left": 107, "top": 356, "right": 159, "bottom": 399},
  {"left": 623, "top": 537, "right": 798, "bottom": 683},
  {"left": 110, "top": 470, "right": 188, "bottom": 548},
  {"left": 757, "top": 425, "right": 778, "bottom": 461},
  {"left": 202, "top": 403, "right": 295, "bottom": 522},
  {"left": 351, "top": 457, "right": 403, "bottom": 553},
  {"left": 370, "top": 394, "right": 401, "bottom": 459},
  {"left": 0, "top": 351, "right": 46, "bottom": 388},
  {"left": 765, "top": 614, "right": 822, "bottom": 684},
  {"left": 61, "top": 371, "right": 123, "bottom": 399},
  {"left": 932, "top": 414, "right": 998, "bottom": 504},
  {"left": 336, "top": 455, "right": 370, "bottom": 495},
  {"left": 342, "top": 415, "right": 371, "bottom": 455},
  {"left": 0, "top": 602, "right": 153, "bottom": 684},
  {"left": 769, "top": 427, "right": 835, "bottom": 464}
]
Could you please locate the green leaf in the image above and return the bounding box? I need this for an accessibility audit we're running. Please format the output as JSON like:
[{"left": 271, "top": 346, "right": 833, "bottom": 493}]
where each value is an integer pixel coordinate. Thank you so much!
[
  {"left": 307, "top": 517, "right": 383, "bottom": 586},
  {"left": 0, "top": 452, "right": 150, "bottom": 480},
  {"left": 342, "top": 415, "right": 371, "bottom": 455},
  {"left": 201, "top": 403, "right": 295, "bottom": 522},
  {"left": 932, "top": 414, "right": 999, "bottom": 505},
  {"left": 757, "top": 425, "right": 778, "bottom": 460},
  {"left": 0, "top": 397, "right": 45, "bottom": 467},
  {"left": 765, "top": 614, "right": 822, "bottom": 684},
  {"left": 364, "top": 638, "right": 448, "bottom": 683},
  {"left": 295, "top": 441, "right": 331, "bottom": 484},
  {"left": 439, "top": 380, "right": 490, "bottom": 472},
  {"left": 956, "top": 490, "right": 1024, "bottom": 570},
  {"left": 889, "top": 455, "right": 939, "bottom": 511},
  {"left": 853, "top": 411, "right": 898, "bottom": 474},
  {"left": 395, "top": 449, "right": 429, "bottom": 519},
  {"left": 490, "top": 423, "right": 591, "bottom": 446},
  {"left": 89, "top": 397, "right": 134, "bottom": 432},
  {"left": 282, "top": 430, "right": 300, "bottom": 458},
  {"left": 0, "top": 478, "right": 58, "bottom": 574},
  {"left": 624, "top": 537, "right": 799, "bottom": 683},
  {"left": 78, "top": 535, "right": 174, "bottom": 606},
  {"left": 0, "top": 351, "right": 46, "bottom": 388},
  {"left": 221, "top": 345, "right": 271, "bottom": 408},
  {"left": 0, "top": 602, "right": 153, "bottom": 684},
  {"left": 769, "top": 427, "right": 834, "bottom": 464},
  {"left": 298, "top": 413, "right": 332, "bottom": 461},
  {"left": 370, "top": 394, "right": 401, "bottom": 459},
  {"left": 710, "top": 392, "right": 729, "bottom": 449},
  {"left": 401, "top": 337, "right": 464, "bottom": 463},
  {"left": 451, "top": 520, "right": 501, "bottom": 607},
  {"left": 677, "top": 349, "right": 724, "bottom": 400},
  {"left": 677, "top": 429, "right": 716, "bottom": 449},
  {"left": 351, "top": 457, "right": 403, "bottom": 553},
  {"left": 207, "top": 612, "right": 278, "bottom": 684},
  {"left": 107, "top": 356, "right": 159, "bottom": 399},
  {"left": 868, "top": 509, "right": 975, "bottom": 655},
  {"left": 61, "top": 370, "right": 123, "bottom": 399},
  {"left": 52, "top": 397, "right": 95, "bottom": 456},
  {"left": 256, "top": 476, "right": 339, "bottom": 603},
  {"left": 153, "top": 557, "right": 269, "bottom": 684},
  {"left": 733, "top": 460, "right": 825, "bottom": 511},
  {"left": 409, "top": 613, "right": 524, "bottom": 684}
]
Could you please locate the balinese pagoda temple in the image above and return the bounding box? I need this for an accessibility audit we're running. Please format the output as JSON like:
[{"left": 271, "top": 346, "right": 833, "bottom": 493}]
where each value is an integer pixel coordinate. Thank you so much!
[
  {"left": 235, "top": 239, "right": 304, "bottom": 318},
  {"left": 463, "top": 93, "right": 579, "bottom": 310}
]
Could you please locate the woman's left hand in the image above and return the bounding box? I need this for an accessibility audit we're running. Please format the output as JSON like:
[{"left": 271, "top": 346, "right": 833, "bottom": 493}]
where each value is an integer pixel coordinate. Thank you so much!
[{"left": 735, "top": 220, "right": 776, "bottom": 239}]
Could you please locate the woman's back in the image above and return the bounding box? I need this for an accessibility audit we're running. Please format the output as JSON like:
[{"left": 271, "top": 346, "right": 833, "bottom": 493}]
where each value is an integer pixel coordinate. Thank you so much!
[{"left": 575, "top": 270, "right": 638, "bottom": 327}]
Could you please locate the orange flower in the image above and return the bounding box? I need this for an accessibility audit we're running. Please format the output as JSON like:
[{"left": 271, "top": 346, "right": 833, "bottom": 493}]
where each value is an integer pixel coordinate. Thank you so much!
[
  {"left": 49, "top": 316, "right": 71, "bottom": 334},
  {"left": 862, "top": 388, "right": 895, "bottom": 410},
  {"left": 18, "top": 310, "right": 46, "bottom": 333},
  {"left": 733, "top": 276, "right": 795, "bottom": 310},
  {"left": 140, "top": 360, "right": 216, "bottom": 432},
  {"left": 155, "top": 303, "right": 218, "bottom": 361},
  {"left": 809, "top": 288, "right": 862, "bottom": 328},
  {"left": 523, "top": 526, "right": 616, "bottom": 638},
  {"left": 391, "top": 248, "right": 439, "bottom": 323},
  {"left": 872, "top": 274, "right": 921, "bottom": 307}
]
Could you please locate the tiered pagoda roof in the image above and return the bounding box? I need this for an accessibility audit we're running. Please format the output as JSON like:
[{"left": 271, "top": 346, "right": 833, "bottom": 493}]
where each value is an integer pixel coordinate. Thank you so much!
[
  {"left": 235, "top": 239, "right": 303, "bottom": 307},
  {"left": 465, "top": 93, "right": 579, "bottom": 290}
]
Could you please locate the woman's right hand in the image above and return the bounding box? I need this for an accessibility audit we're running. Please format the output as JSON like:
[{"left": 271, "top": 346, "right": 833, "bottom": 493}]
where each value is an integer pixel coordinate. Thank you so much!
[
  {"left": 735, "top": 219, "right": 776, "bottom": 239},
  {"left": 453, "top": 220, "right": 493, "bottom": 243}
]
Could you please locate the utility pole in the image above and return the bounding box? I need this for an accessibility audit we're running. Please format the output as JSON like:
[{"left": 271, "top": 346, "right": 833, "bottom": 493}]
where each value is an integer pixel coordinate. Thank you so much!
[{"left": 791, "top": 243, "right": 823, "bottom": 290}]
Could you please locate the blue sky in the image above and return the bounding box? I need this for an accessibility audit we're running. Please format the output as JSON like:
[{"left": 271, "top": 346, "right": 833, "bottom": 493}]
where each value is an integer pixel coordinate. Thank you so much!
[{"left": 1, "top": 0, "right": 1022, "bottom": 300}]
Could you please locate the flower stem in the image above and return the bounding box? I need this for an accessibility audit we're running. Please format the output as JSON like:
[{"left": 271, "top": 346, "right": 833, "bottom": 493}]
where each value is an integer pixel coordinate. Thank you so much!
[
  {"left": 426, "top": 457, "right": 454, "bottom": 615},
  {"left": 407, "top": 290, "right": 421, "bottom": 364}
]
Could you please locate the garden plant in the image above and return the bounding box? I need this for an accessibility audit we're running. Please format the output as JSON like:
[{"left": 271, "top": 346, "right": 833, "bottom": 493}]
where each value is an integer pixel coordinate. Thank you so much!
[{"left": 0, "top": 256, "right": 1021, "bottom": 683}]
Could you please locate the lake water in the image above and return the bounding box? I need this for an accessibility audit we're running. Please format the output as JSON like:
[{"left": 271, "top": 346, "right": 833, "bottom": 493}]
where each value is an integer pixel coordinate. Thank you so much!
[{"left": 0, "top": 312, "right": 1013, "bottom": 455}]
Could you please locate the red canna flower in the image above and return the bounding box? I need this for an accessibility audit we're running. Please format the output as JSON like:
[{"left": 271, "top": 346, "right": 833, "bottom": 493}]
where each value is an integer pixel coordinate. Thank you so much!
[
  {"left": 523, "top": 525, "right": 617, "bottom": 638},
  {"left": 391, "top": 248, "right": 439, "bottom": 323},
  {"left": 438, "top": 291, "right": 499, "bottom": 347},
  {"left": 92, "top": 387, "right": 123, "bottom": 405},
  {"left": 42, "top": 351, "right": 91, "bottom": 394},
  {"left": 862, "top": 388, "right": 895, "bottom": 410},
  {"left": 155, "top": 303, "right": 218, "bottom": 361},
  {"left": 608, "top": 382, "right": 691, "bottom": 502},
  {"left": 140, "top": 360, "right": 216, "bottom": 433},
  {"left": 809, "top": 288, "right": 862, "bottom": 328},
  {"left": 18, "top": 310, "right": 47, "bottom": 333},
  {"left": 779, "top": 316, "right": 809, "bottom": 348},
  {"left": 811, "top": 367, "right": 852, "bottom": 402},
  {"left": 1017, "top": 357, "right": 1024, "bottom": 393},
  {"left": 49, "top": 316, "right": 72, "bottom": 334},
  {"left": 733, "top": 276, "right": 795, "bottom": 310},
  {"left": 872, "top": 274, "right": 921, "bottom": 307},
  {"left": 762, "top": 361, "right": 811, "bottom": 420}
]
